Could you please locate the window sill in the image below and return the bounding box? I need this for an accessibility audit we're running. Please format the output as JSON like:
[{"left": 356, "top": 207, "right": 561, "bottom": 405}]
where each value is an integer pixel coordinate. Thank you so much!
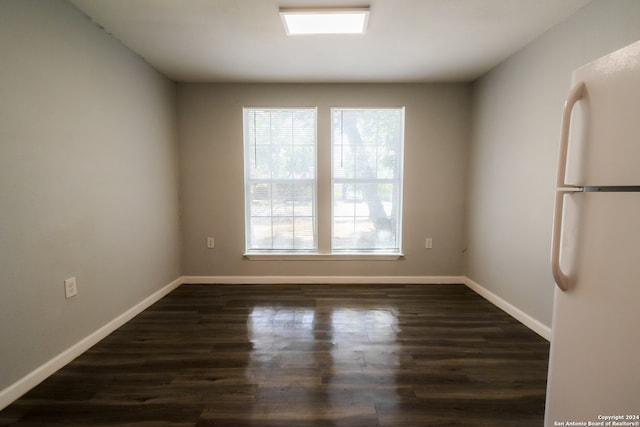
[{"left": 243, "top": 253, "right": 404, "bottom": 261}]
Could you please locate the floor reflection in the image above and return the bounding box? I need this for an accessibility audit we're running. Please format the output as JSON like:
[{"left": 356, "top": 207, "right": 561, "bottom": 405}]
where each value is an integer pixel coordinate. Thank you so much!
[
  {"left": 246, "top": 306, "right": 321, "bottom": 423},
  {"left": 328, "top": 307, "right": 400, "bottom": 412},
  {"left": 245, "top": 303, "right": 400, "bottom": 424}
]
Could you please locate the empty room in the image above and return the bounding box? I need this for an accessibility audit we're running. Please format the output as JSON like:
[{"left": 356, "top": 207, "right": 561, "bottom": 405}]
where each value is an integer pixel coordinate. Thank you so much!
[{"left": 1, "top": 0, "right": 639, "bottom": 426}]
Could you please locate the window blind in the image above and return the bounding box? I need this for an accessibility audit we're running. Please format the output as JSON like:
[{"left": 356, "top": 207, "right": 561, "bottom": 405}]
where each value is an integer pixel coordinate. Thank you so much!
[{"left": 243, "top": 108, "right": 317, "bottom": 252}]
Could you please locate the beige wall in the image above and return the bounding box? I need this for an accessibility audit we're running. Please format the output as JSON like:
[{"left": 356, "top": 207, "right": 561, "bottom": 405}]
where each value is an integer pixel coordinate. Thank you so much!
[
  {"left": 466, "top": 0, "right": 640, "bottom": 327},
  {"left": 178, "top": 83, "right": 471, "bottom": 277},
  {"left": 0, "top": 0, "right": 180, "bottom": 389}
]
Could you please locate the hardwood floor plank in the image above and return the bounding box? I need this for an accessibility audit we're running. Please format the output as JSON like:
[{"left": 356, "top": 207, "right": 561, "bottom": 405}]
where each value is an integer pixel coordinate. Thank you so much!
[{"left": 1, "top": 284, "right": 549, "bottom": 426}]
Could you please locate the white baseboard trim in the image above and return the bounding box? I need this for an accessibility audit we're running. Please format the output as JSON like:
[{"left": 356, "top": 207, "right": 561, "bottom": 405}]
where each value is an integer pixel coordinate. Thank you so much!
[
  {"left": 181, "top": 275, "right": 466, "bottom": 285},
  {"left": 0, "top": 276, "right": 183, "bottom": 411},
  {"left": 463, "top": 277, "right": 551, "bottom": 341}
]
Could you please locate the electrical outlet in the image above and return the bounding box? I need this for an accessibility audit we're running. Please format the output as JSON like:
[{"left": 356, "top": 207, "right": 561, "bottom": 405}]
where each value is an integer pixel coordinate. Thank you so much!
[
  {"left": 207, "top": 237, "right": 215, "bottom": 248},
  {"left": 64, "top": 277, "right": 77, "bottom": 299},
  {"left": 425, "top": 238, "right": 433, "bottom": 249}
]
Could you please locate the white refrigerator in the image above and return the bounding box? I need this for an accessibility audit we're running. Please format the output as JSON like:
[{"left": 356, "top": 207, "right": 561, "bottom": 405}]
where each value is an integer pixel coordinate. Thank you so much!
[{"left": 546, "top": 40, "right": 640, "bottom": 426}]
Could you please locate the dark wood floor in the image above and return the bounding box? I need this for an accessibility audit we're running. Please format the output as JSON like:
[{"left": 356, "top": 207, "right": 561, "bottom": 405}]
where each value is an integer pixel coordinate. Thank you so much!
[{"left": 1, "top": 284, "right": 549, "bottom": 426}]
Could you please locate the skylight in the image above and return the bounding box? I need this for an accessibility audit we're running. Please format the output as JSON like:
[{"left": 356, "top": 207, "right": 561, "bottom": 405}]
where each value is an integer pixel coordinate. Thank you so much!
[{"left": 279, "top": 8, "right": 370, "bottom": 35}]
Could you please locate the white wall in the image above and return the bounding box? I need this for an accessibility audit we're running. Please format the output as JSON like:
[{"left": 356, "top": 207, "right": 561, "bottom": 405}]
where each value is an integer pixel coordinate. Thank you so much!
[
  {"left": 466, "top": 0, "right": 640, "bottom": 327},
  {"left": 177, "top": 83, "right": 471, "bottom": 278},
  {"left": 0, "top": 0, "right": 180, "bottom": 392}
]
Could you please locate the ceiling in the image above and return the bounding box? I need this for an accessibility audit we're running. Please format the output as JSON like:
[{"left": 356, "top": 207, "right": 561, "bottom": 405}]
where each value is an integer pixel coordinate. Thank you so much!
[{"left": 69, "top": 0, "right": 593, "bottom": 83}]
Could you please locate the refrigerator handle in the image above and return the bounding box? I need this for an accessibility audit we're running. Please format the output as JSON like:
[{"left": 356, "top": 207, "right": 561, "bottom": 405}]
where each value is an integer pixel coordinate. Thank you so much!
[
  {"left": 551, "top": 191, "right": 570, "bottom": 291},
  {"left": 555, "top": 82, "right": 585, "bottom": 188},
  {"left": 551, "top": 82, "right": 585, "bottom": 292}
]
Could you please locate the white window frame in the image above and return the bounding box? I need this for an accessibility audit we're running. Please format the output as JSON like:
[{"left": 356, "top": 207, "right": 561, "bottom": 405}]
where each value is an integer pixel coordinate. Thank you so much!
[
  {"left": 330, "top": 107, "right": 405, "bottom": 255},
  {"left": 242, "top": 106, "right": 405, "bottom": 260},
  {"left": 242, "top": 107, "right": 318, "bottom": 254}
]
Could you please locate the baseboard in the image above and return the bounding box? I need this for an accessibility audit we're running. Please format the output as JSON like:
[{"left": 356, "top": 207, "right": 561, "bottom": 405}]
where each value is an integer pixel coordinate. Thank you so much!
[
  {"left": 181, "top": 275, "right": 466, "bottom": 285},
  {"left": 0, "top": 276, "right": 183, "bottom": 411},
  {"left": 463, "top": 277, "right": 551, "bottom": 341}
]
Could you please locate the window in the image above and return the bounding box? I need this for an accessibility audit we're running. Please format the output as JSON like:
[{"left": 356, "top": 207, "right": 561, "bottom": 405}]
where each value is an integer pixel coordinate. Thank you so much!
[
  {"left": 243, "top": 107, "right": 404, "bottom": 256},
  {"left": 243, "top": 108, "right": 317, "bottom": 252},
  {"left": 331, "top": 108, "right": 404, "bottom": 253}
]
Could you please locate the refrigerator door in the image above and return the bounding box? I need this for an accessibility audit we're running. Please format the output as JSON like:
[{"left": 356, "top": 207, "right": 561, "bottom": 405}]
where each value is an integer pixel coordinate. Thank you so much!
[
  {"left": 564, "top": 40, "right": 640, "bottom": 187},
  {"left": 545, "top": 191, "right": 640, "bottom": 425}
]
